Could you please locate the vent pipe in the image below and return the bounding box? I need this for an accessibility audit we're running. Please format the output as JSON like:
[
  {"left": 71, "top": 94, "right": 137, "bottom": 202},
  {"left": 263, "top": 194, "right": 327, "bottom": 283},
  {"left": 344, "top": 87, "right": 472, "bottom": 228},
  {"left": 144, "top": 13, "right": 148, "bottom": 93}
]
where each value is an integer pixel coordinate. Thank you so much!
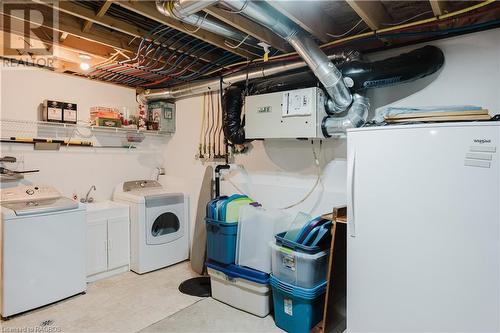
[
  {"left": 219, "top": 0, "right": 352, "bottom": 114},
  {"left": 138, "top": 52, "right": 358, "bottom": 102},
  {"left": 155, "top": 0, "right": 353, "bottom": 113},
  {"left": 155, "top": 0, "right": 259, "bottom": 47}
]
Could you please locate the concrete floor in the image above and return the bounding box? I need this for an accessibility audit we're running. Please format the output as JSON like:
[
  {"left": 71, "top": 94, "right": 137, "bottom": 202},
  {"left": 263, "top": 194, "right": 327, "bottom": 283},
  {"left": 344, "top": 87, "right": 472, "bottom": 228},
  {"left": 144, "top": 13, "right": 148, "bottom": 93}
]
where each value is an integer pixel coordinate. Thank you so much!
[
  {"left": 141, "top": 298, "right": 283, "bottom": 333},
  {"left": 0, "top": 262, "right": 202, "bottom": 332}
]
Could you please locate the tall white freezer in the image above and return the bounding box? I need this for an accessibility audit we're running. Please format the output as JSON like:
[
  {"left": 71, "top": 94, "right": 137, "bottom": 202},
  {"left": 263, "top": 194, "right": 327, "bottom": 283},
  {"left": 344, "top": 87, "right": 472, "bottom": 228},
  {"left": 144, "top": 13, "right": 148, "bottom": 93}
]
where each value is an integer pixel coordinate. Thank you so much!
[{"left": 346, "top": 122, "right": 500, "bottom": 332}]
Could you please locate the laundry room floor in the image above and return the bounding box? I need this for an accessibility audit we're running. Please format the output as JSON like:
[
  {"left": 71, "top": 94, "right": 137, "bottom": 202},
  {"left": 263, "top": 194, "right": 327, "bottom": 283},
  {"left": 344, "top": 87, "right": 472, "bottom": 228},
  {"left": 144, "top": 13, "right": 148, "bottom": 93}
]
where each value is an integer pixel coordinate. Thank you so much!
[{"left": 0, "top": 261, "right": 202, "bottom": 333}]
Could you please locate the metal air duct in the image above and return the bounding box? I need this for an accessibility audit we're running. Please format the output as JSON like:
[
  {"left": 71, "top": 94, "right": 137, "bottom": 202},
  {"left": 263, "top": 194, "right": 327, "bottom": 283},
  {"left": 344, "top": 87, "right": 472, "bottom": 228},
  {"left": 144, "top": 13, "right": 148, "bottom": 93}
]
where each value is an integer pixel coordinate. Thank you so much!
[
  {"left": 155, "top": 0, "right": 353, "bottom": 113},
  {"left": 220, "top": 0, "right": 353, "bottom": 114},
  {"left": 155, "top": 0, "right": 259, "bottom": 47},
  {"left": 138, "top": 51, "right": 358, "bottom": 102}
]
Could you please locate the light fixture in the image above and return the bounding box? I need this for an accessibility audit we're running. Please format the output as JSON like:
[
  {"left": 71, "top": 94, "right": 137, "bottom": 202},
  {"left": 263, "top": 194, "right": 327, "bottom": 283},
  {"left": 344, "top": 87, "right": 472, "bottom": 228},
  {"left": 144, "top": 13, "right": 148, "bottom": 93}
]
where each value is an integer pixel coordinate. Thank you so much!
[
  {"left": 79, "top": 53, "right": 92, "bottom": 71},
  {"left": 80, "top": 62, "right": 90, "bottom": 71}
]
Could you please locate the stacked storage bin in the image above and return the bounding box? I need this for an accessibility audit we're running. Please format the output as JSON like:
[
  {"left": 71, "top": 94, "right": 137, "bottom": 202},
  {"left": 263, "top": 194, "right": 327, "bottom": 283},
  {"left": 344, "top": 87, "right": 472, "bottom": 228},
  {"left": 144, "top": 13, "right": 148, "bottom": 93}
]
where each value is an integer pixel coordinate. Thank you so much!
[
  {"left": 270, "top": 222, "right": 332, "bottom": 333},
  {"left": 205, "top": 195, "right": 272, "bottom": 317}
]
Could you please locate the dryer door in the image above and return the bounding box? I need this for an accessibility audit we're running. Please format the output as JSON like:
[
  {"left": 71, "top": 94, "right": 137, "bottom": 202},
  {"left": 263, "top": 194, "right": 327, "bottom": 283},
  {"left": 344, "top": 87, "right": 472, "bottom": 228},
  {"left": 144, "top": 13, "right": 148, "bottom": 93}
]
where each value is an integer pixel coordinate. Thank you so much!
[{"left": 145, "top": 195, "right": 185, "bottom": 245}]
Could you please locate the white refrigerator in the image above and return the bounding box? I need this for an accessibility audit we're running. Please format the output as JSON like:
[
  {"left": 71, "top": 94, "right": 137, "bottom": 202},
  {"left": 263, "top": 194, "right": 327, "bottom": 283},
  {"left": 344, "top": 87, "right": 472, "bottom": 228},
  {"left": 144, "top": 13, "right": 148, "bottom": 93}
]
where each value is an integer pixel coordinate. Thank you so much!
[{"left": 346, "top": 122, "right": 499, "bottom": 332}]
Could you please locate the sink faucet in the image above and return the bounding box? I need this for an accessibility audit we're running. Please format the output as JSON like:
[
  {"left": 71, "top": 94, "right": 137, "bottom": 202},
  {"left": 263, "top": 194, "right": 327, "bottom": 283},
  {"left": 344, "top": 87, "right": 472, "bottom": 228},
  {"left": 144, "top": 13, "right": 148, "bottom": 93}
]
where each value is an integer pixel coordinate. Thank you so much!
[{"left": 81, "top": 185, "right": 96, "bottom": 203}]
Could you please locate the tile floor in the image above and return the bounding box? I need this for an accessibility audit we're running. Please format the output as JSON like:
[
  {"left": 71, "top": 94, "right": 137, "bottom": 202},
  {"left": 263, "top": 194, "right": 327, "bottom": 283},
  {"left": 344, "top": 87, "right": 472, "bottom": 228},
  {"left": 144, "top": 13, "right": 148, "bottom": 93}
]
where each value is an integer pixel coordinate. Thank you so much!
[
  {"left": 0, "top": 261, "right": 202, "bottom": 333},
  {"left": 141, "top": 297, "right": 283, "bottom": 333}
]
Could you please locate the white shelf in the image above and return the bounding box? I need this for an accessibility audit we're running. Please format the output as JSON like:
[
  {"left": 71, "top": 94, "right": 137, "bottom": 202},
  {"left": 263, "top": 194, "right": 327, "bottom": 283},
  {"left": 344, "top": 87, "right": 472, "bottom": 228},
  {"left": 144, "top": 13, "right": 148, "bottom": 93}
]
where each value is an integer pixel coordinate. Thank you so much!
[{"left": 0, "top": 119, "right": 170, "bottom": 137}]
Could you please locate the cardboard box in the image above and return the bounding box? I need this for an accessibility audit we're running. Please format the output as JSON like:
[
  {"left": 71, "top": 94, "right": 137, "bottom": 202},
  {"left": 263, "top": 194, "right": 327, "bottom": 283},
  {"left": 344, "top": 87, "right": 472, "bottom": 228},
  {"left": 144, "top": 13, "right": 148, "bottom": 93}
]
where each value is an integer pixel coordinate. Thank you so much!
[
  {"left": 63, "top": 102, "right": 78, "bottom": 124},
  {"left": 42, "top": 100, "right": 63, "bottom": 123}
]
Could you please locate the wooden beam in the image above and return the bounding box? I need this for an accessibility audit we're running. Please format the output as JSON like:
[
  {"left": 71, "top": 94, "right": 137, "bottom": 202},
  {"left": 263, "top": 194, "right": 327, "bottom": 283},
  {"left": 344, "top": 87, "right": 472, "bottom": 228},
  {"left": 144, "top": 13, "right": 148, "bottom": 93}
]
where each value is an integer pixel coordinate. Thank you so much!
[
  {"left": 0, "top": 4, "right": 133, "bottom": 53},
  {"left": 204, "top": 6, "right": 289, "bottom": 52},
  {"left": 429, "top": 0, "right": 448, "bottom": 16},
  {"left": 115, "top": 0, "right": 254, "bottom": 59},
  {"left": 0, "top": 30, "right": 105, "bottom": 74},
  {"left": 345, "top": 0, "right": 392, "bottom": 30},
  {"left": 0, "top": 8, "right": 202, "bottom": 75},
  {"left": 266, "top": 1, "right": 332, "bottom": 43},
  {"left": 82, "top": 0, "right": 113, "bottom": 33},
  {"left": 40, "top": 0, "right": 227, "bottom": 65}
]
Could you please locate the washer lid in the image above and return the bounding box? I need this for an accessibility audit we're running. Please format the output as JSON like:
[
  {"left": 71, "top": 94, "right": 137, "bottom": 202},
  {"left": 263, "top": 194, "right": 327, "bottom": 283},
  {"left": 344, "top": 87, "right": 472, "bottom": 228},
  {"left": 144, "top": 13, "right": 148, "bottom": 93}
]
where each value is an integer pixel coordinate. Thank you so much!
[{"left": 2, "top": 197, "right": 78, "bottom": 216}]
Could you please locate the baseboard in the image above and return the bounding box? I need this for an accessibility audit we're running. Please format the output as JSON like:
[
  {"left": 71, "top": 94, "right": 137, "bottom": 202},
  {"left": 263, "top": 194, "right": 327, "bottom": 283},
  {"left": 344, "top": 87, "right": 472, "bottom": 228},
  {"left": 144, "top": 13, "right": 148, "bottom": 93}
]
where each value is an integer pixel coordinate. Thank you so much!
[{"left": 87, "top": 265, "right": 129, "bottom": 283}]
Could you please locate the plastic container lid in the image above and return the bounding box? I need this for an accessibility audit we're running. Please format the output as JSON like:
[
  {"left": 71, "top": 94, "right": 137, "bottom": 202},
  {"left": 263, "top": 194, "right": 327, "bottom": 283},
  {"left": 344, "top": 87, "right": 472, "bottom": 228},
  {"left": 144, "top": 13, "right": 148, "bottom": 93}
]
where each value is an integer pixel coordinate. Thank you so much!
[
  {"left": 270, "top": 275, "right": 327, "bottom": 299},
  {"left": 275, "top": 231, "right": 329, "bottom": 254},
  {"left": 207, "top": 261, "right": 270, "bottom": 285}
]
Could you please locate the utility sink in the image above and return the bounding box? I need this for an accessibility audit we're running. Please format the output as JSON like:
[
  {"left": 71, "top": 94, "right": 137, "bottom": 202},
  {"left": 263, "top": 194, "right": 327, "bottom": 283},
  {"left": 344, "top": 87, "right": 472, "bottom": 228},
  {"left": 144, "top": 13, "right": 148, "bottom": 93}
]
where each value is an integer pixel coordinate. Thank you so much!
[{"left": 85, "top": 200, "right": 129, "bottom": 220}]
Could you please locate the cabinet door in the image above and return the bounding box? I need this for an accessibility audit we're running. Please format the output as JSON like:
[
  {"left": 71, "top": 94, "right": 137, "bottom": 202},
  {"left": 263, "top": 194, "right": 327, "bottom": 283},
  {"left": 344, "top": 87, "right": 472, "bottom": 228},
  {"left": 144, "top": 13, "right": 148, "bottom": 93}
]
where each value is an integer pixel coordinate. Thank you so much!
[
  {"left": 107, "top": 216, "right": 130, "bottom": 270},
  {"left": 87, "top": 219, "right": 108, "bottom": 276}
]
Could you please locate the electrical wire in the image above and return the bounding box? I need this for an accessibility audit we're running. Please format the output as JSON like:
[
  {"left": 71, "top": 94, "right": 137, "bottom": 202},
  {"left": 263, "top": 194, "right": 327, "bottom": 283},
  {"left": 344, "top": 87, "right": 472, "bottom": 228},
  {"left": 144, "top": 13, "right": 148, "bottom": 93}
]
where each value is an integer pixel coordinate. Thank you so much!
[
  {"left": 327, "top": 19, "right": 364, "bottom": 38},
  {"left": 182, "top": 12, "right": 209, "bottom": 34},
  {"left": 279, "top": 140, "right": 323, "bottom": 210},
  {"left": 381, "top": 10, "right": 434, "bottom": 26},
  {"left": 224, "top": 34, "right": 250, "bottom": 49},
  {"left": 218, "top": 0, "right": 249, "bottom": 14},
  {"left": 224, "top": 141, "right": 324, "bottom": 211}
]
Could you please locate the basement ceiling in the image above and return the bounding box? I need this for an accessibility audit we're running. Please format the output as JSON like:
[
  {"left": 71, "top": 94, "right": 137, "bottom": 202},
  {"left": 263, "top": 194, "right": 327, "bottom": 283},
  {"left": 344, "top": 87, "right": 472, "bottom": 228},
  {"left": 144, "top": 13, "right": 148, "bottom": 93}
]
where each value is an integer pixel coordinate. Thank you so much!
[{"left": 1, "top": 0, "right": 499, "bottom": 89}]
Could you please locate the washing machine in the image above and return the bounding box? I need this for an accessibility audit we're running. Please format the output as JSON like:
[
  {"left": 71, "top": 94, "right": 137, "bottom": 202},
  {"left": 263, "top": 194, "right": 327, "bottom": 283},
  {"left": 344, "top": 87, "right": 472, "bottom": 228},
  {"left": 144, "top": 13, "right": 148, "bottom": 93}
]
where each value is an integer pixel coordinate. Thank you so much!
[
  {"left": 0, "top": 185, "right": 86, "bottom": 318},
  {"left": 113, "top": 180, "right": 189, "bottom": 274}
]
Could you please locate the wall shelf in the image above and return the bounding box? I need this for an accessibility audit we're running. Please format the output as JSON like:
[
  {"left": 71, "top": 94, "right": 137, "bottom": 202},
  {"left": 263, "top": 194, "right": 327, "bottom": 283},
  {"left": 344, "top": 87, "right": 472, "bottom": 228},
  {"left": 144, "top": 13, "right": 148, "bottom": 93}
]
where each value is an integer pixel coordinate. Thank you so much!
[{"left": 0, "top": 119, "right": 170, "bottom": 137}]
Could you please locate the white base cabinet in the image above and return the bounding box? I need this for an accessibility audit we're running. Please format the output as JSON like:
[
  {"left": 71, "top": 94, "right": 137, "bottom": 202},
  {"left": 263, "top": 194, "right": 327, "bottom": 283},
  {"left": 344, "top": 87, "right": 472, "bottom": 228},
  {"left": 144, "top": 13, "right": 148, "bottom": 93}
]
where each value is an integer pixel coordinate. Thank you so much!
[{"left": 86, "top": 202, "right": 130, "bottom": 282}]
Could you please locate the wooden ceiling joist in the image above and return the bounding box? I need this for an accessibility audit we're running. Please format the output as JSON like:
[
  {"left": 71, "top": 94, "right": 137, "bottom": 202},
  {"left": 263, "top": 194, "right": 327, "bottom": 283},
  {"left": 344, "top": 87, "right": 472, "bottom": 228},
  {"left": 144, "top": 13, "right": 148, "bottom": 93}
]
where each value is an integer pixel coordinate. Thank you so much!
[
  {"left": 0, "top": 7, "right": 203, "bottom": 75},
  {"left": 82, "top": 0, "right": 114, "bottom": 33},
  {"left": 37, "top": 0, "right": 225, "bottom": 68},
  {"left": 346, "top": 0, "right": 392, "bottom": 30},
  {"left": 429, "top": 0, "right": 449, "bottom": 16},
  {"left": 0, "top": 7, "right": 130, "bottom": 55},
  {"left": 266, "top": 1, "right": 332, "bottom": 43},
  {"left": 204, "top": 6, "right": 289, "bottom": 52},
  {"left": 115, "top": 0, "right": 255, "bottom": 59}
]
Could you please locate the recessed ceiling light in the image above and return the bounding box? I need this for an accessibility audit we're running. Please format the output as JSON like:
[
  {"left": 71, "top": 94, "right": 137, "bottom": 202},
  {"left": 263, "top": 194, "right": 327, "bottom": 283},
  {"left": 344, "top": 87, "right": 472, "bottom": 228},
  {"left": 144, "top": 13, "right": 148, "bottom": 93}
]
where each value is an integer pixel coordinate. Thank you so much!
[{"left": 80, "top": 62, "right": 90, "bottom": 71}]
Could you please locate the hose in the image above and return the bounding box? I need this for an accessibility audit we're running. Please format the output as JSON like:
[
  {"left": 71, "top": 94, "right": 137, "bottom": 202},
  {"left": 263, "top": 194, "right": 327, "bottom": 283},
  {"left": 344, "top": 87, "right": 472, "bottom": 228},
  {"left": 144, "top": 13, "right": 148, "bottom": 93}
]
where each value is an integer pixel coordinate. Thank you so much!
[{"left": 222, "top": 85, "right": 246, "bottom": 146}]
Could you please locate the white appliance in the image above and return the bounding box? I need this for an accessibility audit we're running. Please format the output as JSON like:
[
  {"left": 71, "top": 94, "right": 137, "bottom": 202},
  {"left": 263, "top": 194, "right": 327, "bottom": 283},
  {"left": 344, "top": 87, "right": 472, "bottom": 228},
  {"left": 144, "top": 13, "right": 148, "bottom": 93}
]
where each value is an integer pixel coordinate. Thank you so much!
[
  {"left": 0, "top": 185, "right": 86, "bottom": 318},
  {"left": 113, "top": 180, "right": 189, "bottom": 274},
  {"left": 245, "top": 87, "right": 328, "bottom": 139},
  {"left": 346, "top": 122, "right": 500, "bottom": 332}
]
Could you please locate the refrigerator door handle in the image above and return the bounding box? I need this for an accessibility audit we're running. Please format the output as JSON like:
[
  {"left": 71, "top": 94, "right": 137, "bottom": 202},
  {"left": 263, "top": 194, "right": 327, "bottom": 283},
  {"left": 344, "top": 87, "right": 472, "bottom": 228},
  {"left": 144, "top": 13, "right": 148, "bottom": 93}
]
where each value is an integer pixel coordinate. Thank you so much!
[{"left": 347, "top": 149, "right": 356, "bottom": 237}]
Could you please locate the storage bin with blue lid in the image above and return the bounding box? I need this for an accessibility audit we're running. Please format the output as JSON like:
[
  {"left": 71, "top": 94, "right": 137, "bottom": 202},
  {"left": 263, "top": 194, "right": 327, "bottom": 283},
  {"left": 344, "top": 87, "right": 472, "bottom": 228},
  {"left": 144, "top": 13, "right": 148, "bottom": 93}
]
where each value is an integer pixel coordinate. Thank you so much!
[
  {"left": 206, "top": 218, "right": 238, "bottom": 264},
  {"left": 270, "top": 275, "right": 327, "bottom": 333},
  {"left": 275, "top": 228, "right": 331, "bottom": 254},
  {"left": 207, "top": 261, "right": 272, "bottom": 317},
  {"left": 270, "top": 241, "right": 329, "bottom": 288}
]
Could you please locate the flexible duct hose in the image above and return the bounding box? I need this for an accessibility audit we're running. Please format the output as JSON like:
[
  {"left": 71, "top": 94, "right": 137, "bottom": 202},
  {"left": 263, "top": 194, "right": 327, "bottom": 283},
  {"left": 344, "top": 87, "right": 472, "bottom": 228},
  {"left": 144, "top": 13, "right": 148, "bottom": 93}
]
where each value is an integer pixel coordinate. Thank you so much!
[
  {"left": 341, "top": 45, "right": 444, "bottom": 92},
  {"left": 222, "top": 85, "right": 246, "bottom": 146}
]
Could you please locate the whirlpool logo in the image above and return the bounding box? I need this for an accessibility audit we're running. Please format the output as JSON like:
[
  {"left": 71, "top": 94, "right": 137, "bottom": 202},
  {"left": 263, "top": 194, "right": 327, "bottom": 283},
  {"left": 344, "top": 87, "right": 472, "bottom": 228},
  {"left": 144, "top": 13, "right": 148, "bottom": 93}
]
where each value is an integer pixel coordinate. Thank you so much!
[{"left": 473, "top": 139, "right": 492, "bottom": 144}]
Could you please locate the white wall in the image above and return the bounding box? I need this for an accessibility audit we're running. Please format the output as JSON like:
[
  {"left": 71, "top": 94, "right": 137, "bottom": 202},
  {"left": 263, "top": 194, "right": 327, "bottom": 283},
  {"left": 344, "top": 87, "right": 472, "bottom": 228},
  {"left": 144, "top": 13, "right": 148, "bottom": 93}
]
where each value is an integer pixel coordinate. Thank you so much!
[
  {"left": 162, "top": 28, "right": 500, "bottom": 242},
  {"left": 367, "top": 28, "right": 500, "bottom": 116},
  {"left": 0, "top": 65, "right": 167, "bottom": 200},
  {"left": 3, "top": 28, "right": 499, "bottom": 243}
]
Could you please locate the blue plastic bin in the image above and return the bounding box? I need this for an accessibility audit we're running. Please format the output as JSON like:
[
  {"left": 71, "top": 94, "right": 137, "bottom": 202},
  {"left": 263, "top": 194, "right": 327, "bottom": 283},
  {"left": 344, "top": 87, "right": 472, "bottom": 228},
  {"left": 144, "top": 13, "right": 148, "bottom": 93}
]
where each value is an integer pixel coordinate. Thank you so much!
[
  {"left": 270, "top": 275, "right": 327, "bottom": 333},
  {"left": 275, "top": 231, "right": 330, "bottom": 254},
  {"left": 206, "top": 218, "right": 238, "bottom": 264}
]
